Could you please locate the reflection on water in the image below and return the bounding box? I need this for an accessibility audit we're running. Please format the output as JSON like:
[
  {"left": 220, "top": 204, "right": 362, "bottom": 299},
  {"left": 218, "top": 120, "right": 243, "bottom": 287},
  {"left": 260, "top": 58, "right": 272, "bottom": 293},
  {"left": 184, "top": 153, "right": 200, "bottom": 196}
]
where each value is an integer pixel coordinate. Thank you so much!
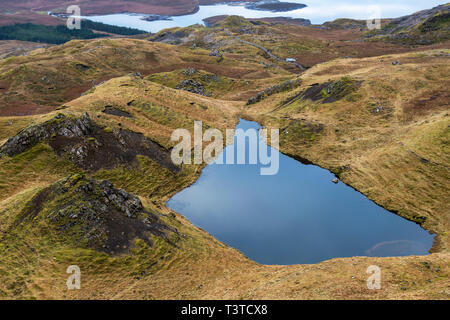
[
  {"left": 365, "top": 240, "right": 429, "bottom": 257},
  {"left": 167, "top": 120, "right": 434, "bottom": 265},
  {"left": 82, "top": 0, "right": 445, "bottom": 33}
]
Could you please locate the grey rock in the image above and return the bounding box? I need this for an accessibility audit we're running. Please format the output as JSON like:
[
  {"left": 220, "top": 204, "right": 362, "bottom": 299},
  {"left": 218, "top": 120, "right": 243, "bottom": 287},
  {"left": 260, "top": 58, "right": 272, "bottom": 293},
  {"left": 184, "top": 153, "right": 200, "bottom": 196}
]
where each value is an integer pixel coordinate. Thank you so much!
[
  {"left": 0, "top": 113, "right": 92, "bottom": 158},
  {"left": 247, "top": 79, "right": 302, "bottom": 105},
  {"left": 176, "top": 79, "right": 206, "bottom": 96},
  {"left": 183, "top": 67, "right": 197, "bottom": 76}
]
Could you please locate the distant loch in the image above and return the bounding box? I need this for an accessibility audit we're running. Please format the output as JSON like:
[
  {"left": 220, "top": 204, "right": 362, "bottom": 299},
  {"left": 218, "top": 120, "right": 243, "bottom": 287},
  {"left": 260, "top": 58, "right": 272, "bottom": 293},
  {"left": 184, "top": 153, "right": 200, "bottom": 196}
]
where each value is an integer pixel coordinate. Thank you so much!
[{"left": 246, "top": 1, "right": 307, "bottom": 13}]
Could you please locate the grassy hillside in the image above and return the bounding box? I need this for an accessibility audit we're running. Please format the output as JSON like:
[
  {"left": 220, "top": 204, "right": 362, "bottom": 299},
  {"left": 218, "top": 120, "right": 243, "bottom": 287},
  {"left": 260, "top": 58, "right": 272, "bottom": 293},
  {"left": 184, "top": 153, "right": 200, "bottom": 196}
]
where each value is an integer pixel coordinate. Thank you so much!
[
  {"left": 244, "top": 50, "right": 450, "bottom": 252},
  {"left": 0, "top": 13, "right": 448, "bottom": 300},
  {"left": 0, "top": 47, "right": 449, "bottom": 299},
  {"left": 150, "top": 15, "right": 450, "bottom": 70},
  {"left": 0, "top": 37, "right": 291, "bottom": 116},
  {"left": 365, "top": 4, "right": 450, "bottom": 45}
]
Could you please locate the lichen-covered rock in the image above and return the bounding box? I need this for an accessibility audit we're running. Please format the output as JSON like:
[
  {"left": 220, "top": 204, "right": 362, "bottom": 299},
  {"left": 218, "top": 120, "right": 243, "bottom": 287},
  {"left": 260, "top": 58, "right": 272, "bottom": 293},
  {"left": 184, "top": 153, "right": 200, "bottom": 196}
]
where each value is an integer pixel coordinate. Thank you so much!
[
  {"left": 176, "top": 79, "right": 206, "bottom": 96},
  {"left": 16, "top": 176, "right": 175, "bottom": 254},
  {"left": 101, "top": 181, "right": 143, "bottom": 219},
  {"left": 0, "top": 112, "right": 179, "bottom": 173},
  {"left": 183, "top": 67, "right": 197, "bottom": 76},
  {"left": 0, "top": 113, "right": 92, "bottom": 157},
  {"left": 209, "top": 48, "right": 223, "bottom": 58}
]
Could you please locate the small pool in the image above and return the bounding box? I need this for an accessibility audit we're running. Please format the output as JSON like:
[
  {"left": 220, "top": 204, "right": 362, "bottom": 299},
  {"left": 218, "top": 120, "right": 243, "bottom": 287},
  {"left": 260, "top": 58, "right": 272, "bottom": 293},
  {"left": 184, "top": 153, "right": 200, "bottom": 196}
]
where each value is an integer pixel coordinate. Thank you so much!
[{"left": 167, "top": 119, "right": 434, "bottom": 265}]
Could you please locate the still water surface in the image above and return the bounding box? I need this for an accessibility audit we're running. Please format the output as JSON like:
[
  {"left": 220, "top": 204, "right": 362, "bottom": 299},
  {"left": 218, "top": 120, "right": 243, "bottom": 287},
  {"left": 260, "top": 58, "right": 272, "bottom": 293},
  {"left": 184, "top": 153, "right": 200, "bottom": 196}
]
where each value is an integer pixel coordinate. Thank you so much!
[
  {"left": 81, "top": 0, "right": 445, "bottom": 33},
  {"left": 167, "top": 120, "right": 434, "bottom": 265}
]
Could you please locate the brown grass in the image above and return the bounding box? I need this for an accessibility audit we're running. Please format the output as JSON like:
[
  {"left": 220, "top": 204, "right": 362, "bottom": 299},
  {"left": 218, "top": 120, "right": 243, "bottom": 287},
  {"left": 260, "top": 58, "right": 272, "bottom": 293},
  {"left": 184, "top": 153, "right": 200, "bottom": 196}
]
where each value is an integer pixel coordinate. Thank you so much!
[
  {"left": 0, "top": 38, "right": 448, "bottom": 300},
  {"left": 0, "top": 38, "right": 289, "bottom": 116},
  {"left": 245, "top": 49, "right": 450, "bottom": 253}
]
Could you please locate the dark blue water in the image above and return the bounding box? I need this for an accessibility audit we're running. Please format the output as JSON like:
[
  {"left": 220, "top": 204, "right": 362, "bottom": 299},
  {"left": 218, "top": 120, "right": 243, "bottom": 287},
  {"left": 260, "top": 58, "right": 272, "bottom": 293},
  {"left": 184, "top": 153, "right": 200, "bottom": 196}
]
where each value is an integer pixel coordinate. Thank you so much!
[{"left": 167, "top": 120, "right": 434, "bottom": 265}]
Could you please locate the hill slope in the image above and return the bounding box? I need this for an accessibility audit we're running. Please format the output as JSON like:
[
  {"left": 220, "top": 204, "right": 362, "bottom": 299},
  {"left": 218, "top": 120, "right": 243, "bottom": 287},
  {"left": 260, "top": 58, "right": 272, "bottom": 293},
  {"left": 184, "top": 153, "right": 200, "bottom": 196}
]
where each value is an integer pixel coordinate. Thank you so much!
[
  {"left": 0, "top": 8, "right": 449, "bottom": 300},
  {"left": 0, "top": 47, "right": 449, "bottom": 299},
  {"left": 0, "top": 38, "right": 290, "bottom": 116},
  {"left": 365, "top": 3, "right": 450, "bottom": 45}
]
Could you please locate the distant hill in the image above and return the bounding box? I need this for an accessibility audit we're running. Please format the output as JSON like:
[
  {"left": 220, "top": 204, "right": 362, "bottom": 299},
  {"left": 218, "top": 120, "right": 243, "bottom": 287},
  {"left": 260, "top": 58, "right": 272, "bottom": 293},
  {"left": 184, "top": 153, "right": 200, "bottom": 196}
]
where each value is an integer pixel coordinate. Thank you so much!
[
  {"left": 203, "top": 15, "right": 311, "bottom": 27},
  {"left": 365, "top": 3, "right": 450, "bottom": 44}
]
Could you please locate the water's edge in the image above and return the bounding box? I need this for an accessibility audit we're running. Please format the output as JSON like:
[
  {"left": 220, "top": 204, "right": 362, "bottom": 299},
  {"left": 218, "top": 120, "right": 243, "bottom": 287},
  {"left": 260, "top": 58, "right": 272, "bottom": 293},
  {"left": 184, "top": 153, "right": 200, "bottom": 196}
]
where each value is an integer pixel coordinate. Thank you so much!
[
  {"left": 166, "top": 119, "right": 435, "bottom": 265},
  {"left": 240, "top": 116, "right": 437, "bottom": 249}
]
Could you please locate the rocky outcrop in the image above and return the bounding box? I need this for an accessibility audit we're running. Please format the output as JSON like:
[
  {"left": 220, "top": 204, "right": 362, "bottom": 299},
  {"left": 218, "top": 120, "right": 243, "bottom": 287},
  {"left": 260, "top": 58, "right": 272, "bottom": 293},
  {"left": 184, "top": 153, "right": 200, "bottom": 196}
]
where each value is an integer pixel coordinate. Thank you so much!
[
  {"left": 75, "top": 63, "right": 90, "bottom": 72},
  {"left": 247, "top": 78, "right": 302, "bottom": 105},
  {"left": 209, "top": 48, "right": 224, "bottom": 62},
  {"left": 385, "top": 4, "right": 449, "bottom": 33},
  {"left": 315, "top": 78, "right": 363, "bottom": 103},
  {"left": 76, "top": 179, "right": 143, "bottom": 218},
  {"left": 150, "top": 29, "right": 193, "bottom": 45},
  {"left": 364, "top": 4, "right": 450, "bottom": 45},
  {"left": 209, "top": 48, "right": 222, "bottom": 58},
  {"left": 183, "top": 67, "right": 197, "bottom": 76},
  {"left": 276, "top": 77, "right": 362, "bottom": 110},
  {"left": 15, "top": 176, "right": 175, "bottom": 254},
  {"left": 0, "top": 113, "right": 179, "bottom": 173},
  {"left": 0, "top": 113, "right": 92, "bottom": 157},
  {"left": 102, "top": 106, "right": 133, "bottom": 118},
  {"left": 176, "top": 79, "right": 206, "bottom": 95}
]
